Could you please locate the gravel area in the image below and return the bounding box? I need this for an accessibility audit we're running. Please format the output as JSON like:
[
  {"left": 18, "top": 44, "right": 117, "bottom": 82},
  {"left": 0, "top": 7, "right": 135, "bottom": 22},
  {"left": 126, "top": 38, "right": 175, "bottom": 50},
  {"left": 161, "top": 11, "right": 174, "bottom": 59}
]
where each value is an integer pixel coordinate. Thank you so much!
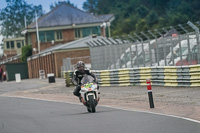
[{"left": 1, "top": 78, "right": 200, "bottom": 121}]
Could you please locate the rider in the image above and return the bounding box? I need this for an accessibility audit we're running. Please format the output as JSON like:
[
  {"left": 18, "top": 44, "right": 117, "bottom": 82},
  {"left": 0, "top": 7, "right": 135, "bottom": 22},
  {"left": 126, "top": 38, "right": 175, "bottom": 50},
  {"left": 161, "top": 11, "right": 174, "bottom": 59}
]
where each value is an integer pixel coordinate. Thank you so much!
[{"left": 72, "top": 61, "right": 98, "bottom": 101}]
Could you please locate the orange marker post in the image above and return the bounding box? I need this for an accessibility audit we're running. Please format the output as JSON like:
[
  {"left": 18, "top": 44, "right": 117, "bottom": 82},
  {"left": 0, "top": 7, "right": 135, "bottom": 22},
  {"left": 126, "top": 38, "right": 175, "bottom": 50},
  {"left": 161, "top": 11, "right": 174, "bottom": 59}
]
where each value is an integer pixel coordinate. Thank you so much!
[{"left": 146, "top": 79, "right": 154, "bottom": 108}]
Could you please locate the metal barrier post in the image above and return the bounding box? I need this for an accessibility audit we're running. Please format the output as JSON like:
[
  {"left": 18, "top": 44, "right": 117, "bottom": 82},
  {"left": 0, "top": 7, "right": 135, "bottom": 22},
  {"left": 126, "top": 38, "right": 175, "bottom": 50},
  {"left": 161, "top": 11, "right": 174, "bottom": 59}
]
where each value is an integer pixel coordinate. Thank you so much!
[
  {"left": 171, "top": 26, "right": 182, "bottom": 66},
  {"left": 89, "top": 41, "right": 98, "bottom": 70},
  {"left": 141, "top": 32, "right": 152, "bottom": 66},
  {"left": 106, "top": 38, "right": 118, "bottom": 69},
  {"left": 178, "top": 24, "right": 191, "bottom": 65},
  {"left": 128, "top": 35, "right": 137, "bottom": 67},
  {"left": 155, "top": 29, "right": 167, "bottom": 66},
  {"left": 148, "top": 30, "right": 160, "bottom": 66},
  {"left": 146, "top": 79, "right": 154, "bottom": 108},
  {"left": 134, "top": 33, "right": 145, "bottom": 67},
  {"left": 163, "top": 28, "right": 175, "bottom": 66},
  {"left": 135, "top": 41, "right": 139, "bottom": 67},
  {"left": 187, "top": 21, "right": 200, "bottom": 64},
  {"left": 87, "top": 43, "right": 94, "bottom": 70},
  {"left": 178, "top": 35, "right": 183, "bottom": 66},
  {"left": 65, "top": 72, "right": 70, "bottom": 87}
]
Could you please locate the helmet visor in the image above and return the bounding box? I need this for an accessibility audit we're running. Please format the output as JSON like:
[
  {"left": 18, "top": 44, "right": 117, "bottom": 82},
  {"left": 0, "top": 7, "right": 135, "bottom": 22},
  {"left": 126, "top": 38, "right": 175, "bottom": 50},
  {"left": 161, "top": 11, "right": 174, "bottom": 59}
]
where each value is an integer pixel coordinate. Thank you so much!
[{"left": 78, "top": 66, "right": 84, "bottom": 71}]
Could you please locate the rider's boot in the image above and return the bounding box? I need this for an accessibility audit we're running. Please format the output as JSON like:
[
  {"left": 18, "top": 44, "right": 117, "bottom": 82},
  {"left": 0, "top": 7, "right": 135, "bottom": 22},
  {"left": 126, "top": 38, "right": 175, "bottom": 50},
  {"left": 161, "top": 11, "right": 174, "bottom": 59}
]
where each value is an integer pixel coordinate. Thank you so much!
[{"left": 79, "top": 96, "right": 82, "bottom": 102}]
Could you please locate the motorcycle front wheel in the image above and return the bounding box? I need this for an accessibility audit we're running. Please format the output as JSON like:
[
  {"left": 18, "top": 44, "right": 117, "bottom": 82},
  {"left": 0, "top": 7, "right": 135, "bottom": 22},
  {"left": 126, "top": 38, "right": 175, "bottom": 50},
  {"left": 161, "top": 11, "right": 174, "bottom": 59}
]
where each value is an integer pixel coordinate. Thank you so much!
[{"left": 88, "top": 95, "right": 96, "bottom": 113}]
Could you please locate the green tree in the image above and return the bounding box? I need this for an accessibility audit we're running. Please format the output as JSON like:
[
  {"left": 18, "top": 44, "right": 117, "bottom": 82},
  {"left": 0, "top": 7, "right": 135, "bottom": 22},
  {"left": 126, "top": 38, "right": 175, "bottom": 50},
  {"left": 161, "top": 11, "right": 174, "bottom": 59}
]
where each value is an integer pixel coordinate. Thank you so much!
[
  {"left": 50, "top": 0, "right": 76, "bottom": 10},
  {"left": 82, "top": 0, "right": 200, "bottom": 35},
  {"left": 136, "top": 5, "right": 149, "bottom": 18},
  {"left": 0, "top": 0, "right": 44, "bottom": 37},
  {"left": 21, "top": 44, "right": 32, "bottom": 62},
  {"left": 83, "top": 0, "right": 98, "bottom": 14},
  {"left": 146, "top": 11, "right": 159, "bottom": 27},
  {"left": 135, "top": 19, "right": 149, "bottom": 32}
]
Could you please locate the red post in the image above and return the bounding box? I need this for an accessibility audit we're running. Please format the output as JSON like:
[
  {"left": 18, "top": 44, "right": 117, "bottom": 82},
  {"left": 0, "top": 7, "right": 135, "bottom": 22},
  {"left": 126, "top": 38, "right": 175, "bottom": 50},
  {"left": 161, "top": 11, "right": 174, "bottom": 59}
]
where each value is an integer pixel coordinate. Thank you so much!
[
  {"left": 146, "top": 79, "right": 154, "bottom": 108},
  {"left": 146, "top": 79, "right": 152, "bottom": 91}
]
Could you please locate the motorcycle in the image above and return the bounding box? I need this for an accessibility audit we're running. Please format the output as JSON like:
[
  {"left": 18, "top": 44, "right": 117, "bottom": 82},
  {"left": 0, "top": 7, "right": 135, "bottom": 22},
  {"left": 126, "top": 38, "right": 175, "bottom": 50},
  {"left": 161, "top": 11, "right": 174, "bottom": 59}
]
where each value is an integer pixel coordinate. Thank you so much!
[{"left": 80, "top": 75, "right": 100, "bottom": 113}]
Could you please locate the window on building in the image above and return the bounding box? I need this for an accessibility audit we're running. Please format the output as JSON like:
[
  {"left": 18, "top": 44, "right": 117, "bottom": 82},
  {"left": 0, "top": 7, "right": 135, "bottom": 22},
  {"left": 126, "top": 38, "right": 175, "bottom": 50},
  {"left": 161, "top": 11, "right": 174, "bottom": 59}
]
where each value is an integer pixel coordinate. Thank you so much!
[
  {"left": 75, "top": 29, "right": 82, "bottom": 39},
  {"left": 84, "top": 27, "right": 101, "bottom": 37},
  {"left": 55, "top": 31, "right": 62, "bottom": 40},
  {"left": 6, "top": 42, "right": 10, "bottom": 49},
  {"left": 39, "top": 32, "right": 46, "bottom": 43},
  {"left": 46, "top": 31, "right": 54, "bottom": 42},
  {"left": 75, "top": 27, "right": 101, "bottom": 39},
  {"left": 39, "top": 31, "right": 55, "bottom": 43},
  {"left": 10, "top": 41, "right": 14, "bottom": 49},
  {"left": 17, "top": 42, "right": 21, "bottom": 48},
  {"left": 27, "top": 35, "right": 32, "bottom": 45},
  {"left": 22, "top": 41, "right": 24, "bottom": 47}
]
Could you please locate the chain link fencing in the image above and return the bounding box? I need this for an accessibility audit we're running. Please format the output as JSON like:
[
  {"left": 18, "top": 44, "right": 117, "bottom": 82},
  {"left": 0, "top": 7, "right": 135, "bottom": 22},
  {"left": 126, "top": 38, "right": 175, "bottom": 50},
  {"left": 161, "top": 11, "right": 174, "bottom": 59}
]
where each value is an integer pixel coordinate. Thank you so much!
[{"left": 87, "top": 21, "right": 200, "bottom": 70}]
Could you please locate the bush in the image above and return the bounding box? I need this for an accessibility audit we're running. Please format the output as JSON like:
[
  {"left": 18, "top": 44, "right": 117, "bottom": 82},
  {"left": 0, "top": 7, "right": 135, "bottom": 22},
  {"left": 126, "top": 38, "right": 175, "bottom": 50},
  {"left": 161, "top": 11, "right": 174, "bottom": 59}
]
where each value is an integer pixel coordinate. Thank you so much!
[{"left": 21, "top": 45, "right": 32, "bottom": 62}]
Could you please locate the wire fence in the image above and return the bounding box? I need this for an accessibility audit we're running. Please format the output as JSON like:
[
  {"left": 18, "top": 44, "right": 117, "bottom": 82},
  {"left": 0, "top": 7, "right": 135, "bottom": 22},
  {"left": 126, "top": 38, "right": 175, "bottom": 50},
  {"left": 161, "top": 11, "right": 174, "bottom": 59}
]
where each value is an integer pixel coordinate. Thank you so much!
[
  {"left": 61, "top": 56, "right": 91, "bottom": 72},
  {"left": 87, "top": 21, "right": 200, "bottom": 70}
]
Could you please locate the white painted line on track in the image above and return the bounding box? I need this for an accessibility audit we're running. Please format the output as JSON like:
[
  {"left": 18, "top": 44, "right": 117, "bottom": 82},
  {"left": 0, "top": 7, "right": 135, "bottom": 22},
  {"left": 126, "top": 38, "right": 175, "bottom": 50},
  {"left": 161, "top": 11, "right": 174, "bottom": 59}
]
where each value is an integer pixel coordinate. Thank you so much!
[{"left": 1, "top": 95, "right": 200, "bottom": 124}]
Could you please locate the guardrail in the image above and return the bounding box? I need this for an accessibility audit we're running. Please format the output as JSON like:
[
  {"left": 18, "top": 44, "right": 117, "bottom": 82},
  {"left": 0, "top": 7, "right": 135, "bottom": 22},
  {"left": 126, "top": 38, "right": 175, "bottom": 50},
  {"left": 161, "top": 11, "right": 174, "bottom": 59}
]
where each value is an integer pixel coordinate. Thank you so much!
[
  {"left": 64, "top": 65, "right": 200, "bottom": 87},
  {"left": 64, "top": 71, "right": 73, "bottom": 87},
  {"left": 92, "top": 65, "right": 200, "bottom": 87}
]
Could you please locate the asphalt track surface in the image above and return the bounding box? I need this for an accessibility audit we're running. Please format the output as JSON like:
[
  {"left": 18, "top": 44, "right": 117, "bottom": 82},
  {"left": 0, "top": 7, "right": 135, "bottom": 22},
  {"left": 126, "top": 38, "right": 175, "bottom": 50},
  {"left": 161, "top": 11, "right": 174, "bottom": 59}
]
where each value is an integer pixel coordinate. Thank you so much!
[{"left": 0, "top": 96, "right": 199, "bottom": 133}]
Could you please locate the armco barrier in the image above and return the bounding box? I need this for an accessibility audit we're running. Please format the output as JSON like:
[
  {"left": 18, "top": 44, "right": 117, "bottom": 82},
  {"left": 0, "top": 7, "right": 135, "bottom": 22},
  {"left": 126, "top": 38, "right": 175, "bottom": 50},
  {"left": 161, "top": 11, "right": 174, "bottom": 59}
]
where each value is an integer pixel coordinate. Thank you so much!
[
  {"left": 189, "top": 65, "right": 200, "bottom": 86},
  {"left": 64, "top": 64, "right": 200, "bottom": 87},
  {"left": 65, "top": 71, "right": 73, "bottom": 87}
]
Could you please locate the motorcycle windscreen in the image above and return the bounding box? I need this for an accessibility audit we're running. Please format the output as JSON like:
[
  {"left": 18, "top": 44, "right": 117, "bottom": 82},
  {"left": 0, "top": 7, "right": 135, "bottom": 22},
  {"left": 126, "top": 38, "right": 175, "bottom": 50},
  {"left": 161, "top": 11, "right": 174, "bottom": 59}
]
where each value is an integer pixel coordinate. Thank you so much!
[{"left": 81, "top": 75, "right": 94, "bottom": 85}]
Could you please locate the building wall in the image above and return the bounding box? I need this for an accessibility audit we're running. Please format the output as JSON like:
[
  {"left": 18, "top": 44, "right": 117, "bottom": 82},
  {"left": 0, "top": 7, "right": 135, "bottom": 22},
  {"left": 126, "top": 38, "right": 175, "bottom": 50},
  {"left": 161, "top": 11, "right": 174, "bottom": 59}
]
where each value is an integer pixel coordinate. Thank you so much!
[
  {"left": 29, "top": 27, "right": 106, "bottom": 55},
  {"left": 62, "top": 29, "right": 75, "bottom": 42},
  {"left": 28, "top": 53, "right": 56, "bottom": 79},
  {"left": 0, "top": 58, "right": 22, "bottom": 77},
  {"left": 3, "top": 37, "right": 25, "bottom": 56},
  {"left": 54, "top": 48, "right": 90, "bottom": 77},
  {"left": 27, "top": 48, "right": 90, "bottom": 78},
  {"left": 30, "top": 29, "right": 75, "bottom": 54},
  {"left": 3, "top": 50, "right": 17, "bottom": 56},
  {"left": 30, "top": 32, "right": 37, "bottom": 51}
]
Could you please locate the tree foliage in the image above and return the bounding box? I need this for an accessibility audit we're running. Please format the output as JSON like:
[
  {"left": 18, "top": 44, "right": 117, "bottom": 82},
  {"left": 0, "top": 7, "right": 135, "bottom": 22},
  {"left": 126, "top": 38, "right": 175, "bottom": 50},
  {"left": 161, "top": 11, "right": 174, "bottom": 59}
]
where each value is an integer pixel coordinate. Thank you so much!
[
  {"left": 0, "top": 0, "right": 44, "bottom": 38},
  {"left": 83, "top": 0, "right": 200, "bottom": 36},
  {"left": 21, "top": 44, "right": 32, "bottom": 62},
  {"left": 50, "top": 0, "right": 76, "bottom": 10},
  {"left": 83, "top": 0, "right": 98, "bottom": 14}
]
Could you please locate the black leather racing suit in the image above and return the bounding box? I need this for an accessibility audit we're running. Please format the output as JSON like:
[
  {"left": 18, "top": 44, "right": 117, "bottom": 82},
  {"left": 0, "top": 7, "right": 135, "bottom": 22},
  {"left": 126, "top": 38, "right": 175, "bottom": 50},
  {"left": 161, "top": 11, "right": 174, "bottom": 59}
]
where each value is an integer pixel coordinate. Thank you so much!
[{"left": 72, "top": 68, "right": 97, "bottom": 97}]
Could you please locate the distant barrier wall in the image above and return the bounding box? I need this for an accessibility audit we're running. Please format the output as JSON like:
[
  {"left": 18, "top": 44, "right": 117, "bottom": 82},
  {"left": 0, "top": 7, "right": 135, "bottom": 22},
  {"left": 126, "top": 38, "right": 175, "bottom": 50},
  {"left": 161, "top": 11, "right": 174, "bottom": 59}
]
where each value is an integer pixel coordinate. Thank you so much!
[{"left": 91, "top": 65, "right": 200, "bottom": 87}]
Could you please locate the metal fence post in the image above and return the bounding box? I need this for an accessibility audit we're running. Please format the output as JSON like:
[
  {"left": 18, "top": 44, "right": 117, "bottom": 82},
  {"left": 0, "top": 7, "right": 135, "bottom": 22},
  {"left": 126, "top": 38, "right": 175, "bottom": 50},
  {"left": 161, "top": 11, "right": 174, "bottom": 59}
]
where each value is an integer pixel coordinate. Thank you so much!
[
  {"left": 187, "top": 21, "right": 200, "bottom": 64},
  {"left": 178, "top": 24, "right": 191, "bottom": 65},
  {"left": 93, "top": 41, "right": 102, "bottom": 70},
  {"left": 134, "top": 33, "right": 145, "bottom": 67},
  {"left": 91, "top": 42, "right": 97, "bottom": 69},
  {"left": 121, "top": 36, "right": 128, "bottom": 68},
  {"left": 171, "top": 26, "right": 182, "bottom": 66},
  {"left": 148, "top": 30, "right": 160, "bottom": 66},
  {"left": 163, "top": 28, "right": 175, "bottom": 66},
  {"left": 100, "top": 39, "right": 110, "bottom": 69},
  {"left": 128, "top": 35, "right": 137, "bottom": 67},
  {"left": 106, "top": 38, "right": 117, "bottom": 69},
  {"left": 170, "top": 26, "right": 182, "bottom": 66},
  {"left": 141, "top": 32, "right": 152, "bottom": 66},
  {"left": 178, "top": 35, "right": 183, "bottom": 66},
  {"left": 86, "top": 42, "right": 94, "bottom": 69},
  {"left": 155, "top": 29, "right": 166, "bottom": 66}
]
